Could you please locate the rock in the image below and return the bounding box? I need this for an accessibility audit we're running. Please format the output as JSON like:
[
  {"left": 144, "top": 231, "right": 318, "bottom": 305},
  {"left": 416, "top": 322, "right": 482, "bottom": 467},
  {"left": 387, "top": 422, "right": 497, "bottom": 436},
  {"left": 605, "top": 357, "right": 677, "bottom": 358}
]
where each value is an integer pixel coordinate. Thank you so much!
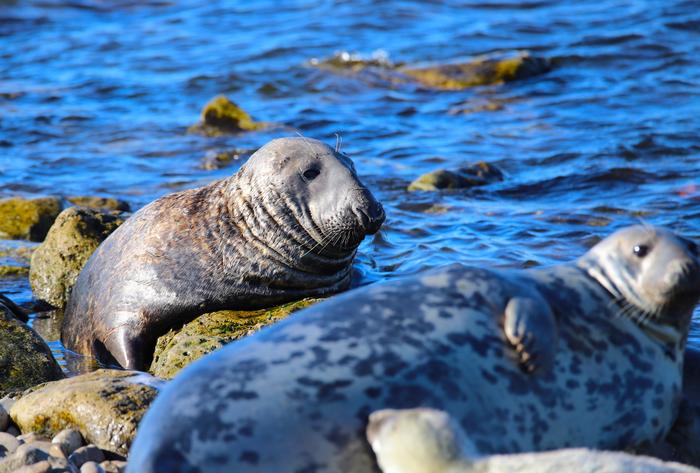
[
  {"left": 29, "top": 207, "right": 126, "bottom": 308},
  {"left": 65, "top": 197, "right": 130, "bottom": 213},
  {"left": 408, "top": 162, "right": 505, "bottom": 191},
  {"left": 0, "top": 304, "right": 64, "bottom": 395},
  {"left": 0, "top": 442, "right": 53, "bottom": 472},
  {"left": 6, "top": 427, "right": 19, "bottom": 437},
  {"left": 11, "top": 460, "right": 52, "bottom": 473},
  {"left": 188, "top": 95, "right": 266, "bottom": 136},
  {"left": 150, "top": 298, "right": 322, "bottom": 379},
  {"left": 0, "top": 432, "right": 19, "bottom": 456},
  {"left": 68, "top": 446, "right": 104, "bottom": 469},
  {"left": 99, "top": 461, "right": 126, "bottom": 473},
  {"left": 17, "top": 433, "right": 47, "bottom": 445},
  {"left": 80, "top": 461, "right": 105, "bottom": 473},
  {"left": 0, "top": 295, "right": 27, "bottom": 322},
  {"left": 199, "top": 149, "right": 252, "bottom": 170},
  {"left": 52, "top": 429, "right": 83, "bottom": 456},
  {"left": 0, "top": 244, "right": 35, "bottom": 283},
  {"left": 0, "top": 197, "right": 63, "bottom": 242},
  {"left": 10, "top": 370, "right": 162, "bottom": 456},
  {"left": 0, "top": 404, "right": 7, "bottom": 431},
  {"left": 400, "top": 51, "right": 551, "bottom": 90}
]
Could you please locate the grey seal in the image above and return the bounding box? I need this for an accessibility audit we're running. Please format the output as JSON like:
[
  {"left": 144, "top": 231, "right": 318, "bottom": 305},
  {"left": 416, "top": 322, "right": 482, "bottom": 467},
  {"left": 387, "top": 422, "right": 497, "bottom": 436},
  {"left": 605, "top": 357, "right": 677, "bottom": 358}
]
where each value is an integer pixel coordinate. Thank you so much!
[
  {"left": 367, "top": 407, "right": 700, "bottom": 473},
  {"left": 126, "top": 225, "right": 700, "bottom": 472},
  {"left": 61, "top": 137, "right": 385, "bottom": 370}
]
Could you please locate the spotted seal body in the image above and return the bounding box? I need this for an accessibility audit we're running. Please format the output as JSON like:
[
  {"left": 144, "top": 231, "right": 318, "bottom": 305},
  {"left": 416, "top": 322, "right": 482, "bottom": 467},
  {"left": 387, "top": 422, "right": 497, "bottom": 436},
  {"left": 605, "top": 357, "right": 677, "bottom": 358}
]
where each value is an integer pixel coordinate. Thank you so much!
[
  {"left": 367, "top": 408, "right": 700, "bottom": 473},
  {"left": 62, "top": 137, "right": 384, "bottom": 370},
  {"left": 127, "top": 226, "right": 700, "bottom": 473}
]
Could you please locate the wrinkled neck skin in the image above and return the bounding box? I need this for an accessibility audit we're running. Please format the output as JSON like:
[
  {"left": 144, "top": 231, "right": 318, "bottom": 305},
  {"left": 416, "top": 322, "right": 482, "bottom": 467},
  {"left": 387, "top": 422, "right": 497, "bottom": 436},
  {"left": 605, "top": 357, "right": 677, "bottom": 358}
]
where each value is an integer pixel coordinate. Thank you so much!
[
  {"left": 224, "top": 172, "right": 357, "bottom": 292},
  {"left": 576, "top": 255, "right": 691, "bottom": 350}
]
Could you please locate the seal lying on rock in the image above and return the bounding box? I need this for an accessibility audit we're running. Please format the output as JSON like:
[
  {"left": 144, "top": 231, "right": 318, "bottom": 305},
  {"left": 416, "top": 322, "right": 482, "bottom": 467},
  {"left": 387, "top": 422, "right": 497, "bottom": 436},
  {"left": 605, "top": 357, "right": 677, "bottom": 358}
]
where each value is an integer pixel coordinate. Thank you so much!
[
  {"left": 62, "top": 137, "right": 385, "bottom": 370},
  {"left": 367, "top": 407, "right": 700, "bottom": 473},
  {"left": 126, "top": 225, "right": 700, "bottom": 473}
]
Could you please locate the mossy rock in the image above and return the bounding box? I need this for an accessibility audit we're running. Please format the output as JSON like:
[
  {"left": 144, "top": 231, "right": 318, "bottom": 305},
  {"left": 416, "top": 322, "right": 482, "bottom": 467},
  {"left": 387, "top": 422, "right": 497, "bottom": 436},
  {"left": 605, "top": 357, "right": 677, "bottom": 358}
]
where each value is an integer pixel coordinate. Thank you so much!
[
  {"left": 9, "top": 369, "right": 162, "bottom": 456},
  {"left": 310, "top": 51, "right": 402, "bottom": 73},
  {"left": 200, "top": 149, "right": 253, "bottom": 170},
  {"left": 150, "top": 298, "right": 322, "bottom": 379},
  {"left": 0, "top": 197, "right": 63, "bottom": 242},
  {"left": 29, "top": 207, "right": 126, "bottom": 308},
  {"left": 400, "top": 51, "right": 551, "bottom": 90},
  {"left": 0, "top": 304, "right": 64, "bottom": 396},
  {"left": 408, "top": 162, "right": 504, "bottom": 191},
  {"left": 65, "top": 196, "right": 131, "bottom": 212},
  {"left": 0, "top": 242, "right": 35, "bottom": 280},
  {"left": 188, "top": 95, "right": 266, "bottom": 136}
]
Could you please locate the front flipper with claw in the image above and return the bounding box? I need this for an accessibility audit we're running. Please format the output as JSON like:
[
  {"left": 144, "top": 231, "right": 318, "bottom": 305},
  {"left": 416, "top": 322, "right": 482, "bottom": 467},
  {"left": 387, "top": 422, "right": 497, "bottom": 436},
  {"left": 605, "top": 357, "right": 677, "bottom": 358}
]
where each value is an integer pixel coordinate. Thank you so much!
[{"left": 503, "top": 296, "right": 558, "bottom": 373}]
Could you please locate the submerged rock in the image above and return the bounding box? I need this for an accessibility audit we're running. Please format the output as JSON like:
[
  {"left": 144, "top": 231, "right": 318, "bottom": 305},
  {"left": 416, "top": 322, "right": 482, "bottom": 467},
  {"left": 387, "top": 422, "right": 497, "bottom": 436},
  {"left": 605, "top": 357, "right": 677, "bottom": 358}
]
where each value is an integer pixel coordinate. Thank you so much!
[
  {"left": 311, "top": 50, "right": 551, "bottom": 91},
  {"left": 150, "top": 298, "right": 322, "bottom": 379},
  {"left": 0, "top": 302, "right": 64, "bottom": 396},
  {"left": 408, "top": 162, "right": 504, "bottom": 191},
  {"left": 200, "top": 149, "right": 253, "bottom": 170},
  {"left": 65, "top": 197, "right": 130, "bottom": 213},
  {"left": 9, "top": 370, "right": 162, "bottom": 456},
  {"left": 0, "top": 197, "right": 63, "bottom": 242},
  {"left": 29, "top": 207, "right": 126, "bottom": 308},
  {"left": 188, "top": 95, "right": 266, "bottom": 136},
  {"left": 401, "top": 51, "right": 551, "bottom": 90}
]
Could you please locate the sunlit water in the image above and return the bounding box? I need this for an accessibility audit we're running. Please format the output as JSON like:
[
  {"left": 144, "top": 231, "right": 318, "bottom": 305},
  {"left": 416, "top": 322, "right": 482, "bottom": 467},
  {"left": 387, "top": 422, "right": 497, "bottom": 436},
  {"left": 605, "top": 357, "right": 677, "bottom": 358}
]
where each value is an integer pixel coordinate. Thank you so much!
[{"left": 1, "top": 0, "right": 699, "bottom": 373}]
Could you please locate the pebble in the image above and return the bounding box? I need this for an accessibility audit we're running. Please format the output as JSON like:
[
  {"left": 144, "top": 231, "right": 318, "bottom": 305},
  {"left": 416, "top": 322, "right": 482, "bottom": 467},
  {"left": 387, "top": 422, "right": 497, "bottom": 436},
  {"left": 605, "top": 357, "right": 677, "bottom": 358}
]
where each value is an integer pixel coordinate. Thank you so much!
[
  {"left": 100, "top": 461, "right": 127, "bottom": 473},
  {"left": 81, "top": 461, "right": 106, "bottom": 473},
  {"left": 52, "top": 428, "right": 84, "bottom": 456},
  {"left": 0, "top": 431, "right": 20, "bottom": 456},
  {"left": 68, "top": 445, "right": 105, "bottom": 469},
  {"left": 0, "top": 404, "right": 8, "bottom": 431},
  {"left": 6, "top": 425, "right": 20, "bottom": 436},
  {"left": 12, "top": 460, "right": 52, "bottom": 473},
  {"left": 17, "top": 432, "right": 48, "bottom": 445}
]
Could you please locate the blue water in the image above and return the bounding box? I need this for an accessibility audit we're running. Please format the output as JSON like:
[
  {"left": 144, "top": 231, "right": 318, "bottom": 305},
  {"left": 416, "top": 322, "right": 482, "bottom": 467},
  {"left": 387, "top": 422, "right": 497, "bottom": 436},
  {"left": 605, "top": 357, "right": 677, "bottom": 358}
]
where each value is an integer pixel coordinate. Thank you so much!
[{"left": 1, "top": 0, "right": 700, "bottom": 370}]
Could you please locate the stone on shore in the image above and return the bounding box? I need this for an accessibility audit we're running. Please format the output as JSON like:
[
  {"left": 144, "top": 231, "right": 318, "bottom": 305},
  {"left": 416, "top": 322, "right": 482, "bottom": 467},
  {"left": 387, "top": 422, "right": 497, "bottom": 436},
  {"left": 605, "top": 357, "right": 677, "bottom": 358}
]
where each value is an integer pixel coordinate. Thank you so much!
[
  {"left": 0, "top": 304, "right": 64, "bottom": 396},
  {"left": 9, "top": 370, "right": 162, "bottom": 456},
  {"left": 65, "top": 197, "right": 130, "bottom": 213},
  {"left": 150, "top": 298, "right": 322, "bottom": 379},
  {"left": 29, "top": 207, "right": 126, "bottom": 308},
  {"left": 0, "top": 197, "right": 63, "bottom": 242},
  {"left": 408, "top": 162, "right": 504, "bottom": 191}
]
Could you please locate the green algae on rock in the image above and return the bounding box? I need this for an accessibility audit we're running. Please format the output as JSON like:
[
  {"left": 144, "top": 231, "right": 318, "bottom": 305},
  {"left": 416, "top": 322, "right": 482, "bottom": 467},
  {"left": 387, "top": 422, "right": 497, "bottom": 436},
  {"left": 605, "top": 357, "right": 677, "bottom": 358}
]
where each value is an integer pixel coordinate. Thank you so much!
[
  {"left": 400, "top": 51, "right": 551, "bottom": 90},
  {"left": 65, "top": 196, "right": 131, "bottom": 212},
  {"left": 0, "top": 197, "right": 63, "bottom": 242},
  {"left": 150, "top": 298, "right": 322, "bottom": 379},
  {"left": 29, "top": 207, "right": 126, "bottom": 308},
  {"left": 188, "top": 95, "right": 266, "bottom": 136},
  {"left": 408, "top": 162, "right": 504, "bottom": 191},
  {"left": 9, "top": 370, "right": 162, "bottom": 456},
  {"left": 0, "top": 305, "right": 64, "bottom": 396}
]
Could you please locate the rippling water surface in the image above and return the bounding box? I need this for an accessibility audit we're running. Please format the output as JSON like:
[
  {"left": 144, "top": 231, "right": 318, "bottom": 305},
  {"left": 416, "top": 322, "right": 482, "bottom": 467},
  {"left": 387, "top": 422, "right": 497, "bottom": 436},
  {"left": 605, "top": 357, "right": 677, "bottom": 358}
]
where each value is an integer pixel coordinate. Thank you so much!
[{"left": 1, "top": 0, "right": 699, "bottom": 370}]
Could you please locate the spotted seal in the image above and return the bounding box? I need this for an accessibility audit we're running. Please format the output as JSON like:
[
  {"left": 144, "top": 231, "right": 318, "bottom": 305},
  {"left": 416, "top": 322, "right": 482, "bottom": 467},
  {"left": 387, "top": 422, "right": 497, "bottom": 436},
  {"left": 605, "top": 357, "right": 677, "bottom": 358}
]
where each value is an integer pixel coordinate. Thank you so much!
[
  {"left": 126, "top": 225, "right": 700, "bottom": 473},
  {"left": 367, "top": 407, "right": 700, "bottom": 473},
  {"left": 61, "top": 137, "right": 385, "bottom": 370}
]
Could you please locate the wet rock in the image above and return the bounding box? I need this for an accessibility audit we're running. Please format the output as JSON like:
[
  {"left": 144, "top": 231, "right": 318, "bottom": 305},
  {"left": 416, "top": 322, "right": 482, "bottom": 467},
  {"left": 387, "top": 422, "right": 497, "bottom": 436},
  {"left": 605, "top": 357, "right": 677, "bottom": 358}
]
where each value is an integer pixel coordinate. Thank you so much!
[
  {"left": 13, "top": 461, "right": 52, "bottom": 473},
  {"left": 9, "top": 370, "right": 162, "bottom": 456},
  {"left": 52, "top": 429, "right": 83, "bottom": 457},
  {"left": 68, "top": 445, "right": 104, "bottom": 469},
  {"left": 0, "top": 441, "right": 52, "bottom": 472},
  {"left": 65, "top": 197, "right": 130, "bottom": 213},
  {"left": 0, "top": 405, "right": 7, "bottom": 431},
  {"left": 0, "top": 304, "right": 64, "bottom": 395},
  {"left": 0, "top": 197, "right": 63, "bottom": 242},
  {"left": 188, "top": 95, "right": 266, "bottom": 136},
  {"left": 401, "top": 51, "right": 551, "bottom": 90},
  {"left": 17, "top": 433, "right": 47, "bottom": 445},
  {"left": 99, "top": 460, "right": 126, "bottom": 473},
  {"left": 29, "top": 207, "right": 126, "bottom": 308},
  {"left": 80, "top": 461, "right": 105, "bottom": 473},
  {"left": 150, "top": 298, "right": 322, "bottom": 379},
  {"left": 408, "top": 161, "right": 505, "bottom": 191},
  {"left": 0, "top": 432, "right": 19, "bottom": 456}
]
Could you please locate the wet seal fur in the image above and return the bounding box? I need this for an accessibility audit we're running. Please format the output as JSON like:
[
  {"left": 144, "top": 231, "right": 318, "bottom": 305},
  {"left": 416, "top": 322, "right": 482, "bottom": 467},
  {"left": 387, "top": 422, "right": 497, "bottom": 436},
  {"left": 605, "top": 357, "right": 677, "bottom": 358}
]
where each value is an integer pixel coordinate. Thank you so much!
[
  {"left": 367, "top": 407, "right": 700, "bottom": 473},
  {"left": 126, "top": 225, "right": 700, "bottom": 473},
  {"left": 62, "top": 137, "right": 385, "bottom": 370}
]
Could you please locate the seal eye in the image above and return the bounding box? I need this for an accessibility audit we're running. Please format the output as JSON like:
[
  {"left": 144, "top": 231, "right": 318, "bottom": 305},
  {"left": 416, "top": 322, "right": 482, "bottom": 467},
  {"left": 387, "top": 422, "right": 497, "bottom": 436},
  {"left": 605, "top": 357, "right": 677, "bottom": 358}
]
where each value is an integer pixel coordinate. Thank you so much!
[
  {"left": 302, "top": 168, "right": 321, "bottom": 181},
  {"left": 633, "top": 244, "right": 649, "bottom": 258}
]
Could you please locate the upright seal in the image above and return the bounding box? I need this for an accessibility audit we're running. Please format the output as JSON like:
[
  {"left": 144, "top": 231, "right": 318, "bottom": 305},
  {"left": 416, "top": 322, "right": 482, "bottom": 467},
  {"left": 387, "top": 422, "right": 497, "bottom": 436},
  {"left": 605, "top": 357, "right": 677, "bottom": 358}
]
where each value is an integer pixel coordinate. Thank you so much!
[
  {"left": 126, "top": 225, "right": 700, "bottom": 473},
  {"left": 62, "top": 137, "right": 385, "bottom": 370}
]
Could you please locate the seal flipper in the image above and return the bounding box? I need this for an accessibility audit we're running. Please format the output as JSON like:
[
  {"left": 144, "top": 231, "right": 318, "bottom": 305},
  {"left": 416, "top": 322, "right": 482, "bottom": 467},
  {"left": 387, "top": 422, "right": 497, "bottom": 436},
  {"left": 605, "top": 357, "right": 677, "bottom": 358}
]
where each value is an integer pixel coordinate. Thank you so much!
[
  {"left": 503, "top": 296, "right": 558, "bottom": 373},
  {"left": 100, "top": 324, "right": 145, "bottom": 370}
]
